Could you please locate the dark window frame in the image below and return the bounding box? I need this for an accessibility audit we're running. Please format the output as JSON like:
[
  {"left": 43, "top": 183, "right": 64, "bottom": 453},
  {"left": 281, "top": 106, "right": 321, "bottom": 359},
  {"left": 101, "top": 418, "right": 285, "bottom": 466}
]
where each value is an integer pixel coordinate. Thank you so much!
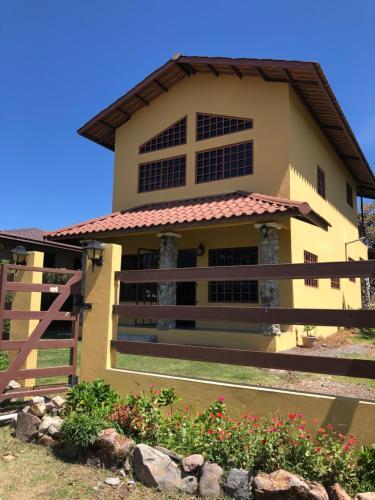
[
  {"left": 139, "top": 116, "right": 187, "bottom": 154},
  {"left": 196, "top": 112, "right": 253, "bottom": 141},
  {"left": 317, "top": 165, "right": 326, "bottom": 199},
  {"left": 304, "top": 250, "right": 318, "bottom": 288},
  {"left": 208, "top": 247, "right": 258, "bottom": 303},
  {"left": 138, "top": 155, "right": 186, "bottom": 193},
  {"left": 120, "top": 253, "right": 159, "bottom": 303},
  {"left": 330, "top": 277, "right": 340, "bottom": 290},
  {"left": 195, "top": 140, "right": 253, "bottom": 184},
  {"left": 346, "top": 182, "right": 354, "bottom": 208}
]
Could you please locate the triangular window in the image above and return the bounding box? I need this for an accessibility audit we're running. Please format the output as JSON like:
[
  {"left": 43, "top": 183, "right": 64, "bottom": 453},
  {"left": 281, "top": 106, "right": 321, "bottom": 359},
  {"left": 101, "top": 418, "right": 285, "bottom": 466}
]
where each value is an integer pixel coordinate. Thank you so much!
[
  {"left": 196, "top": 112, "right": 253, "bottom": 141},
  {"left": 139, "top": 116, "right": 187, "bottom": 154}
]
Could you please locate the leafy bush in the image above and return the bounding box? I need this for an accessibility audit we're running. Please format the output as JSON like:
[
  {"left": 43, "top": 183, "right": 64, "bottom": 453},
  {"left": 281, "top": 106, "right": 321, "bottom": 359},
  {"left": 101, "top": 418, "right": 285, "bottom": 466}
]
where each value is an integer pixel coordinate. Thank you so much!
[
  {"left": 0, "top": 351, "right": 9, "bottom": 370},
  {"left": 60, "top": 411, "right": 110, "bottom": 449},
  {"left": 357, "top": 444, "right": 375, "bottom": 490},
  {"left": 65, "top": 379, "right": 119, "bottom": 417},
  {"left": 358, "top": 327, "right": 375, "bottom": 339}
]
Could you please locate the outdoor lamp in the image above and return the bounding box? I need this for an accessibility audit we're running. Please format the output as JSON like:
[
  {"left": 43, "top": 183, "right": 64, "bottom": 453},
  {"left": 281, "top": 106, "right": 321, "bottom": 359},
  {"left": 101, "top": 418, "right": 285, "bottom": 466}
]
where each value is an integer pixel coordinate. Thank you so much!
[
  {"left": 11, "top": 245, "right": 29, "bottom": 265},
  {"left": 197, "top": 243, "right": 205, "bottom": 257},
  {"left": 84, "top": 241, "right": 104, "bottom": 270}
]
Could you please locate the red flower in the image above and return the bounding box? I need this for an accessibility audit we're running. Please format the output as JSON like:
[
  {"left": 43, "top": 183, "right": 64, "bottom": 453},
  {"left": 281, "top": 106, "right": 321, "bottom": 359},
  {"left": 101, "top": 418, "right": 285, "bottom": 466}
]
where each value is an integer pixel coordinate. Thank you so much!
[
  {"left": 216, "top": 412, "right": 223, "bottom": 418},
  {"left": 207, "top": 429, "right": 214, "bottom": 435},
  {"left": 315, "top": 447, "right": 321, "bottom": 453},
  {"left": 288, "top": 413, "right": 297, "bottom": 420},
  {"left": 252, "top": 416, "right": 259, "bottom": 422},
  {"left": 218, "top": 396, "right": 225, "bottom": 403},
  {"left": 209, "top": 413, "right": 215, "bottom": 420}
]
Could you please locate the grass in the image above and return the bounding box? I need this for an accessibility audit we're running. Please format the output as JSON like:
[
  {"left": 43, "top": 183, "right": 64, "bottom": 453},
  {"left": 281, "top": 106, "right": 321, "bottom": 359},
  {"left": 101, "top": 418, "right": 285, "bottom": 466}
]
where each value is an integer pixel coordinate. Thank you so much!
[{"left": 0, "top": 427, "right": 192, "bottom": 500}]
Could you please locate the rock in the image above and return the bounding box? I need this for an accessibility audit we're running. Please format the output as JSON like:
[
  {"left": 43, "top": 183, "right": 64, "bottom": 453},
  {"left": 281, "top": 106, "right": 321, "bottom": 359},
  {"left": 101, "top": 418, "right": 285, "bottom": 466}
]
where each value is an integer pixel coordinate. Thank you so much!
[
  {"left": 6, "top": 380, "right": 21, "bottom": 390},
  {"left": 199, "top": 462, "right": 223, "bottom": 498},
  {"left": 95, "top": 428, "right": 135, "bottom": 469},
  {"left": 225, "top": 468, "right": 253, "bottom": 500},
  {"left": 253, "top": 470, "right": 328, "bottom": 499},
  {"left": 182, "top": 453, "right": 204, "bottom": 473},
  {"left": 15, "top": 412, "right": 41, "bottom": 442},
  {"left": 28, "top": 402, "right": 46, "bottom": 418},
  {"left": 22, "top": 405, "right": 30, "bottom": 413},
  {"left": 10, "top": 413, "right": 18, "bottom": 429},
  {"left": 37, "top": 434, "right": 55, "bottom": 447},
  {"left": 2, "top": 453, "right": 16, "bottom": 461},
  {"left": 32, "top": 396, "right": 45, "bottom": 404},
  {"left": 45, "top": 402, "right": 55, "bottom": 412},
  {"left": 48, "top": 425, "right": 60, "bottom": 437},
  {"left": 355, "top": 494, "right": 375, "bottom": 500},
  {"left": 154, "top": 446, "right": 182, "bottom": 462},
  {"left": 51, "top": 395, "right": 65, "bottom": 408},
  {"left": 39, "top": 417, "right": 55, "bottom": 434},
  {"left": 104, "top": 477, "right": 120, "bottom": 487},
  {"left": 328, "top": 483, "right": 352, "bottom": 500},
  {"left": 132, "top": 444, "right": 198, "bottom": 494}
]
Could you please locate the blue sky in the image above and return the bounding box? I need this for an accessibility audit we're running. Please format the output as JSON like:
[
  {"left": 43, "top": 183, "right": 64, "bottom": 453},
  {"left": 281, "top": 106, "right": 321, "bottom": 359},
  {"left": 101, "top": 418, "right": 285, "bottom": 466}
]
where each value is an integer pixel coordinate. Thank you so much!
[{"left": 1, "top": 0, "right": 374, "bottom": 231}]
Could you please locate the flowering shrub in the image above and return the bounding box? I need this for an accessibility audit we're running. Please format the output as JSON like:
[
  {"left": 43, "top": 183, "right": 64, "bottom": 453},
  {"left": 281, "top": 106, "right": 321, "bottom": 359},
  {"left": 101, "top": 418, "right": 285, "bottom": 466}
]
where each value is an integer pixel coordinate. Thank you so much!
[{"left": 62, "top": 380, "right": 374, "bottom": 494}]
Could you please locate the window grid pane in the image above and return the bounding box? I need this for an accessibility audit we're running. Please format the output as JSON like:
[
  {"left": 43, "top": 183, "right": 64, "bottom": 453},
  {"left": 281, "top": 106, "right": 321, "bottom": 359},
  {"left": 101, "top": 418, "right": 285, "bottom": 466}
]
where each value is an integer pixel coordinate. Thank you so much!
[
  {"left": 196, "top": 142, "right": 253, "bottom": 184},
  {"left": 208, "top": 247, "right": 258, "bottom": 303},
  {"left": 196, "top": 113, "right": 253, "bottom": 141},
  {"left": 317, "top": 166, "right": 326, "bottom": 199},
  {"left": 139, "top": 117, "right": 187, "bottom": 154},
  {"left": 304, "top": 250, "right": 318, "bottom": 287},
  {"left": 120, "top": 253, "right": 159, "bottom": 302},
  {"left": 139, "top": 155, "right": 186, "bottom": 193},
  {"left": 331, "top": 277, "right": 340, "bottom": 289}
]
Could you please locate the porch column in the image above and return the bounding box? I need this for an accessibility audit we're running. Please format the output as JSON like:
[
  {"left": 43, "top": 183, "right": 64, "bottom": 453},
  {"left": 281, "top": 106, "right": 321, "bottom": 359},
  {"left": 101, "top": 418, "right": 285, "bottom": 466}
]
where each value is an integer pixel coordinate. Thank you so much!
[
  {"left": 255, "top": 223, "right": 281, "bottom": 336},
  {"left": 157, "top": 232, "right": 181, "bottom": 330}
]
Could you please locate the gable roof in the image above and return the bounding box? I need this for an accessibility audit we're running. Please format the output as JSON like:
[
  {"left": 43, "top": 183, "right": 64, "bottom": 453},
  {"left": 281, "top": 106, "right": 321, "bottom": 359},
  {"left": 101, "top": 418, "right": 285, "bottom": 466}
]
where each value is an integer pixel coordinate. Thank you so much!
[
  {"left": 46, "top": 190, "right": 329, "bottom": 240},
  {"left": 77, "top": 54, "right": 375, "bottom": 199}
]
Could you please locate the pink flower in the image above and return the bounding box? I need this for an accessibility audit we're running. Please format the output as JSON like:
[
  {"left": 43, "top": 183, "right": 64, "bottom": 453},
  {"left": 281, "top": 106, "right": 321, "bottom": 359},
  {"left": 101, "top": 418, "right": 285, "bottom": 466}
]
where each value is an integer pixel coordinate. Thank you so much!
[{"left": 218, "top": 396, "right": 225, "bottom": 403}]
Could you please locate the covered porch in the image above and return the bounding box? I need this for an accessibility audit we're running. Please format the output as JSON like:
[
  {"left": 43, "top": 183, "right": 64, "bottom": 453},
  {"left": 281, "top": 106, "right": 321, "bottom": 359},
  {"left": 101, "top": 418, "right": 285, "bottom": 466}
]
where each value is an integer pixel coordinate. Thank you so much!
[{"left": 46, "top": 191, "right": 329, "bottom": 352}]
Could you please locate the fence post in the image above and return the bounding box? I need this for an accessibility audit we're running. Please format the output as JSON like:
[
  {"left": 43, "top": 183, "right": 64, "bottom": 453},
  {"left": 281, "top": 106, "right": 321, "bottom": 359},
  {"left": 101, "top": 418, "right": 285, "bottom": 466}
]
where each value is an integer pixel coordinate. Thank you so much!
[
  {"left": 9, "top": 251, "right": 44, "bottom": 388},
  {"left": 80, "top": 243, "right": 122, "bottom": 382}
]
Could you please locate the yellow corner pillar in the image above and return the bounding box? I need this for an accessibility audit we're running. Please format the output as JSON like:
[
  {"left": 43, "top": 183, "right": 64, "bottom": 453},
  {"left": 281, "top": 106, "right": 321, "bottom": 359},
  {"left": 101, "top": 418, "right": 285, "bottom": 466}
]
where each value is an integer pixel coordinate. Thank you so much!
[
  {"left": 80, "top": 244, "right": 122, "bottom": 382},
  {"left": 9, "top": 251, "right": 44, "bottom": 387}
]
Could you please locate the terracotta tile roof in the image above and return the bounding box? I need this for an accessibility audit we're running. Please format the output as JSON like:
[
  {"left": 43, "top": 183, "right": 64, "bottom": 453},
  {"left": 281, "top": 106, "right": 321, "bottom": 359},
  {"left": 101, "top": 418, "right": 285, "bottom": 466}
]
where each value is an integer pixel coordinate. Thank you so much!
[
  {"left": 0, "top": 227, "right": 46, "bottom": 241},
  {"left": 46, "top": 191, "right": 329, "bottom": 240}
]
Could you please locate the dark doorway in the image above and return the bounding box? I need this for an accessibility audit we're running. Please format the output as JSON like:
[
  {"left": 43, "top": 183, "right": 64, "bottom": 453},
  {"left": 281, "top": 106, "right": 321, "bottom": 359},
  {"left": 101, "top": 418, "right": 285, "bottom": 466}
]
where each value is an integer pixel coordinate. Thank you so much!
[{"left": 176, "top": 249, "right": 197, "bottom": 329}]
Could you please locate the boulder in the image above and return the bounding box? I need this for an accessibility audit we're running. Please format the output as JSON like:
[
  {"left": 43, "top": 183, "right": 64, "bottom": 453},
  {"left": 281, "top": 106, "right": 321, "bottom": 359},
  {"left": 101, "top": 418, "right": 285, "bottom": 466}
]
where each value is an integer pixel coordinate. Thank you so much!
[
  {"left": 51, "top": 395, "right": 66, "bottom": 408},
  {"left": 355, "top": 494, "right": 375, "bottom": 500},
  {"left": 48, "top": 425, "right": 61, "bottom": 437},
  {"left": 95, "top": 428, "right": 135, "bottom": 468},
  {"left": 328, "top": 483, "right": 352, "bottom": 500},
  {"left": 39, "top": 416, "right": 55, "bottom": 434},
  {"left": 15, "top": 412, "right": 41, "bottom": 442},
  {"left": 32, "top": 396, "right": 45, "bottom": 404},
  {"left": 104, "top": 477, "right": 120, "bottom": 487},
  {"left": 154, "top": 446, "right": 182, "bottom": 463},
  {"left": 182, "top": 453, "right": 204, "bottom": 473},
  {"left": 6, "top": 380, "right": 21, "bottom": 390},
  {"left": 37, "top": 434, "right": 55, "bottom": 447},
  {"left": 132, "top": 444, "right": 198, "bottom": 494},
  {"left": 253, "top": 470, "right": 328, "bottom": 499},
  {"left": 28, "top": 402, "right": 46, "bottom": 418},
  {"left": 45, "top": 401, "right": 55, "bottom": 412},
  {"left": 225, "top": 468, "right": 253, "bottom": 500},
  {"left": 199, "top": 462, "right": 224, "bottom": 498}
]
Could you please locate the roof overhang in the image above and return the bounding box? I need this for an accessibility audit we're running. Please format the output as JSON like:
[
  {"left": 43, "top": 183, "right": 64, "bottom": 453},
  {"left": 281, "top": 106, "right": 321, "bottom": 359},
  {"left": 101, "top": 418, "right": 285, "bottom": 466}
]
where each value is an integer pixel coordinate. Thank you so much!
[
  {"left": 0, "top": 232, "right": 82, "bottom": 252},
  {"left": 77, "top": 54, "right": 375, "bottom": 199}
]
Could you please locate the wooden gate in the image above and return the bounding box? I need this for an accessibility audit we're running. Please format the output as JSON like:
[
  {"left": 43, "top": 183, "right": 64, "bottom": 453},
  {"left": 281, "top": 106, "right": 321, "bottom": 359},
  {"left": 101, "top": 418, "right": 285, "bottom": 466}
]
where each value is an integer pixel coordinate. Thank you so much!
[{"left": 0, "top": 263, "right": 82, "bottom": 401}]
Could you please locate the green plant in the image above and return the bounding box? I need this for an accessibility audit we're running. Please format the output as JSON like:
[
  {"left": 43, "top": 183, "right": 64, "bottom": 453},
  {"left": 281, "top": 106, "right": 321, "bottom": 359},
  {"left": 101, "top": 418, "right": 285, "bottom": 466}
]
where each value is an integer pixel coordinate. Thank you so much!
[
  {"left": 303, "top": 325, "right": 316, "bottom": 336},
  {"left": 65, "top": 379, "right": 119, "bottom": 417},
  {"left": 357, "top": 444, "right": 375, "bottom": 489},
  {"left": 358, "top": 327, "right": 375, "bottom": 339},
  {"left": 0, "top": 351, "right": 9, "bottom": 370},
  {"left": 60, "top": 411, "right": 110, "bottom": 449}
]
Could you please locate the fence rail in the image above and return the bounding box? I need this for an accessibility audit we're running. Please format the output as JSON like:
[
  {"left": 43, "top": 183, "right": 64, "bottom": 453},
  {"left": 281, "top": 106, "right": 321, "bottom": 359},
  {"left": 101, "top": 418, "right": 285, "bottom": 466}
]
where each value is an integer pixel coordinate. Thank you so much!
[{"left": 113, "top": 259, "right": 375, "bottom": 380}]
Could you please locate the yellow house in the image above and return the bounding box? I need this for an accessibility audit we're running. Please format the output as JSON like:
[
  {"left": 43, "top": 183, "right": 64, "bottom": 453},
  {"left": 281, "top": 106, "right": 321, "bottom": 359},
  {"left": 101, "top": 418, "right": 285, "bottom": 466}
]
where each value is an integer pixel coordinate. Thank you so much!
[{"left": 47, "top": 54, "right": 375, "bottom": 351}]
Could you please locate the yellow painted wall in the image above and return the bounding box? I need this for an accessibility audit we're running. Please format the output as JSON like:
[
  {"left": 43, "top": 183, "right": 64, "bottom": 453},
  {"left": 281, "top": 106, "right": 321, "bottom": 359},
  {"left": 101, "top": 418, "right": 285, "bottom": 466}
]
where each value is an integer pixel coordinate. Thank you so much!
[
  {"left": 288, "top": 88, "right": 366, "bottom": 337},
  {"left": 113, "top": 74, "right": 290, "bottom": 211}
]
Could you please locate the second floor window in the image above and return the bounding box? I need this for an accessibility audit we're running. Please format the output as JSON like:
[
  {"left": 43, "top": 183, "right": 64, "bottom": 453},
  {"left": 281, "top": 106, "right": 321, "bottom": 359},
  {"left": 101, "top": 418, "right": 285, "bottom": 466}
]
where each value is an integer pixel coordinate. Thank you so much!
[
  {"left": 346, "top": 183, "right": 354, "bottom": 208},
  {"left": 196, "top": 141, "right": 253, "bottom": 184},
  {"left": 139, "top": 117, "right": 187, "bottom": 154},
  {"left": 138, "top": 155, "right": 186, "bottom": 193},
  {"left": 196, "top": 112, "right": 253, "bottom": 141},
  {"left": 304, "top": 250, "right": 318, "bottom": 287},
  {"left": 317, "top": 166, "right": 326, "bottom": 199}
]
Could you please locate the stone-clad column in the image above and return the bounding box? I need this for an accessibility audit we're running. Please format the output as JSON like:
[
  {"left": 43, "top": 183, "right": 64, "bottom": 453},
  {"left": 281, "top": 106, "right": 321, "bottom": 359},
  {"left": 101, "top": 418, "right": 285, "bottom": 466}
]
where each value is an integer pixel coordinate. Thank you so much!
[
  {"left": 157, "top": 232, "right": 181, "bottom": 330},
  {"left": 255, "top": 223, "right": 281, "bottom": 336}
]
